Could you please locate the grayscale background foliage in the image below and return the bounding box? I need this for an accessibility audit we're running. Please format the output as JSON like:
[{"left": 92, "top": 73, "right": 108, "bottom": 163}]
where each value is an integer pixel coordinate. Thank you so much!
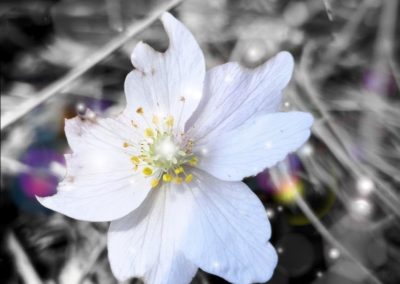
[{"left": 1, "top": 0, "right": 400, "bottom": 283}]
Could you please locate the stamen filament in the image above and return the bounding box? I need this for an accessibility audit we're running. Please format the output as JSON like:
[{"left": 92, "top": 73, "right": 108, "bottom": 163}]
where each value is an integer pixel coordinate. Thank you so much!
[{"left": 125, "top": 112, "right": 198, "bottom": 188}]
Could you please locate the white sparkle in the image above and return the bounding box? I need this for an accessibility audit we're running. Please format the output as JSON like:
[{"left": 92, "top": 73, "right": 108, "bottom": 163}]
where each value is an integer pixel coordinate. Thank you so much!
[
  {"left": 266, "top": 209, "right": 275, "bottom": 218},
  {"left": 265, "top": 141, "right": 273, "bottom": 149},
  {"left": 247, "top": 46, "right": 263, "bottom": 61},
  {"left": 224, "top": 74, "right": 233, "bottom": 83},
  {"left": 201, "top": 147, "right": 209, "bottom": 155},
  {"left": 76, "top": 102, "right": 86, "bottom": 113},
  {"left": 357, "top": 177, "right": 374, "bottom": 195},
  {"left": 328, "top": 248, "right": 340, "bottom": 259},
  {"left": 212, "top": 261, "right": 220, "bottom": 268},
  {"left": 350, "top": 199, "right": 373, "bottom": 217},
  {"left": 300, "top": 144, "right": 314, "bottom": 156},
  {"left": 87, "top": 111, "right": 96, "bottom": 120},
  {"left": 155, "top": 137, "right": 178, "bottom": 161}
]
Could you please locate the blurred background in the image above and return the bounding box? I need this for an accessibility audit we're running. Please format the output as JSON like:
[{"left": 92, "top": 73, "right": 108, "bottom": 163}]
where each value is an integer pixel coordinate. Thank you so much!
[{"left": 1, "top": 0, "right": 400, "bottom": 283}]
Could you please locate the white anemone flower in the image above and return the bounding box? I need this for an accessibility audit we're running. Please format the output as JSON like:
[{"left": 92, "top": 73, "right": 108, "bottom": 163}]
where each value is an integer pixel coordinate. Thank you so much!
[{"left": 38, "top": 13, "right": 313, "bottom": 284}]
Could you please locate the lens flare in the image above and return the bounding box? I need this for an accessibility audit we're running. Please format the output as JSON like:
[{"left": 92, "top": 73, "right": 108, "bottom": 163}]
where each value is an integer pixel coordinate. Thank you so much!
[{"left": 273, "top": 176, "right": 304, "bottom": 205}]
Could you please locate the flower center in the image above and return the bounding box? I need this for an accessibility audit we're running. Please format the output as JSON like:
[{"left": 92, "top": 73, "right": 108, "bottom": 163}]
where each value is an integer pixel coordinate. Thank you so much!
[{"left": 123, "top": 111, "right": 198, "bottom": 188}]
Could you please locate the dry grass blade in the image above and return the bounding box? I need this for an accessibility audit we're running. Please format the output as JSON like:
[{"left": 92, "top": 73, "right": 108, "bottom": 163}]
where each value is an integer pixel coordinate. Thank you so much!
[{"left": 0, "top": 0, "right": 184, "bottom": 131}]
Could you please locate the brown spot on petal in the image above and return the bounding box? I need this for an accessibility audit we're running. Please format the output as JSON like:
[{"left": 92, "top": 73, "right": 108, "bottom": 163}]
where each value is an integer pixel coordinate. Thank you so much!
[{"left": 136, "top": 107, "right": 144, "bottom": 115}]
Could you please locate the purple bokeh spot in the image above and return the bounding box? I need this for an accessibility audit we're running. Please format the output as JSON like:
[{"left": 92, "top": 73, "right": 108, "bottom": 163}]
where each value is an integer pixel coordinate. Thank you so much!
[
  {"left": 256, "top": 171, "right": 275, "bottom": 193},
  {"left": 18, "top": 148, "right": 65, "bottom": 198}
]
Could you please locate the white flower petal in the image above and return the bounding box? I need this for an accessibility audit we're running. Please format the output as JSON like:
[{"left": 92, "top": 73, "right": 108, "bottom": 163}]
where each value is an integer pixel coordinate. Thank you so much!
[
  {"left": 108, "top": 184, "right": 197, "bottom": 284},
  {"left": 195, "top": 112, "right": 313, "bottom": 181},
  {"left": 181, "top": 170, "right": 277, "bottom": 283},
  {"left": 186, "top": 51, "right": 293, "bottom": 141},
  {"left": 64, "top": 112, "right": 139, "bottom": 153},
  {"left": 38, "top": 115, "right": 151, "bottom": 222},
  {"left": 124, "top": 12, "right": 205, "bottom": 130}
]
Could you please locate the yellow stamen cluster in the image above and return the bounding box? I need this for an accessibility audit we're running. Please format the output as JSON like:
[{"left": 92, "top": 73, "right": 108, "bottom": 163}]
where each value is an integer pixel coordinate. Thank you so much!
[
  {"left": 124, "top": 110, "right": 198, "bottom": 189},
  {"left": 165, "top": 116, "right": 174, "bottom": 128},
  {"left": 144, "top": 128, "right": 154, "bottom": 138},
  {"left": 142, "top": 167, "right": 153, "bottom": 176}
]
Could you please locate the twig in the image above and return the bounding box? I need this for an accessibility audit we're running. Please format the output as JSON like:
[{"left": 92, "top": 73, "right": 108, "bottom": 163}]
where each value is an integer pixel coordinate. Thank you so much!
[
  {"left": 322, "top": 0, "right": 334, "bottom": 21},
  {"left": 0, "top": 0, "right": 184, "bottom": 131},
  {"left": 325, "top": 0, "right": 373, "bottom": 60},
  {"left": 296, "top": 43, "right": 400, "bottom": 217},
  {"left": 374, "top": 0, "right": 398, "bottom": 64},
  {"left": 58, "top": 237, "right": 107, "bottom": 284},
  {"left": 77, "top": 238, "right": 107, "bottom": 284},
  {"left": 1, "top": 156, "right": 31, "bottom": 174},
  {"left": 7, "top": 231, "right": 43, "bottom": 284},
  {"left": 389, "top": 59, "right": 400, "bottom": 90}
]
